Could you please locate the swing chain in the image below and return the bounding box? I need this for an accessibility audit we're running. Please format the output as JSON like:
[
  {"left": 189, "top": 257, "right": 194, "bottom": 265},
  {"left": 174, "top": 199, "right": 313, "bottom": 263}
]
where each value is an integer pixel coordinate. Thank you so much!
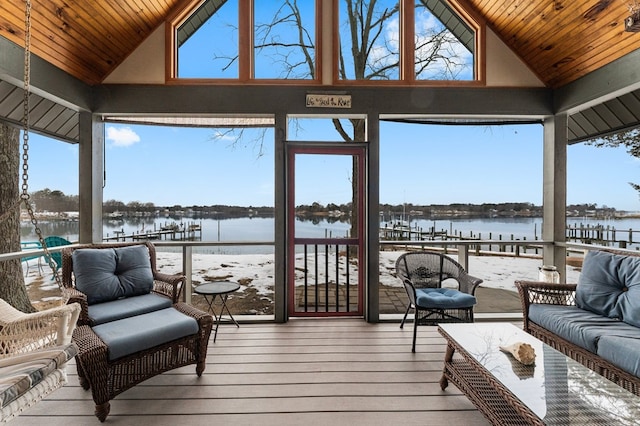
[{"left": 20, "top": 0, "right": 64, "bottom": 291}]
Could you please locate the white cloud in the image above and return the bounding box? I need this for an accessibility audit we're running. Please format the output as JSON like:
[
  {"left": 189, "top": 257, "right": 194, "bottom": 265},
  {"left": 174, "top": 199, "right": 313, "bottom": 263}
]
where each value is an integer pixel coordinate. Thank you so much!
[{"left": 106, "top": 126, "right": 141, "bottom": 147}]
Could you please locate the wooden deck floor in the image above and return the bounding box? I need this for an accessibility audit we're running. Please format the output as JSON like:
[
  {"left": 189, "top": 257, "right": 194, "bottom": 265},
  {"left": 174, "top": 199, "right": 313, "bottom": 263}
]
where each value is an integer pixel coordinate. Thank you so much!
[{"left": 12, "top": 319, "right": 493, "bottom": 426}]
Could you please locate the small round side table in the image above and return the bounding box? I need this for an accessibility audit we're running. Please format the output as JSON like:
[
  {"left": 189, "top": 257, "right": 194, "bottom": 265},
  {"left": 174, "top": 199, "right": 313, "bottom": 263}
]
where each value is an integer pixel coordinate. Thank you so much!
[{"left": 194, "top": 281, "right": 240, "bottom": 342}]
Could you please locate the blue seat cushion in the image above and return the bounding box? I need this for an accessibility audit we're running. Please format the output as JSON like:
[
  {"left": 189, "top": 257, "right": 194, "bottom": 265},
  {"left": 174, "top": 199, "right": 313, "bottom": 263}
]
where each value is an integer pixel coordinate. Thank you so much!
[
  {"left": 88, "top": 293, "right": 172, "bottom": 325},
  {"left": 529, "top": 304, "right": 630, "bottom": 353},
  {"left": 73, "top": 245, "right": 154, "bottom": 305},
  {"left": 92, "top": 307, "right": 199, "bottom": 361},
  {"left": 597, "top": 333, "right": 640, "bottom": 377},
  {"left": 0, "top": 344, "right": 77, "bottom": 409},
  {"left": 415, "top": 288, "right": 476, "bottom": 309}
]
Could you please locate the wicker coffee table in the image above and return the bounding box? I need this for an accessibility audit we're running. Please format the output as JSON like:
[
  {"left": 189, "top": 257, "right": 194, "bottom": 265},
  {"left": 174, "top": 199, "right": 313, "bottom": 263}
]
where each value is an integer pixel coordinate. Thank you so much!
[{"left": 438, "top": 323, "right": 640, "bottom": 425}]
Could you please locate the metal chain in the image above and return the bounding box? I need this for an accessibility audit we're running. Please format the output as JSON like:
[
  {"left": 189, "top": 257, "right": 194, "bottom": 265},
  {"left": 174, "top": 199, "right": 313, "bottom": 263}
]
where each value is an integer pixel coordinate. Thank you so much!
[
  {"left": 20, "top": 0, "right": 64, "bottom": 290},
  {"left": 21, "top": 0, "right": 31, "bottom": 201}
]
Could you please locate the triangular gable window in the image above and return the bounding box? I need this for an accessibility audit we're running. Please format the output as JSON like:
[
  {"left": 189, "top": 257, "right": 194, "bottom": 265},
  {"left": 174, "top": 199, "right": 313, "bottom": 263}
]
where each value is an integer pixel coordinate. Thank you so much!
[
  {"left": 170, "top": 0, "right": 480, "bottom": 83},
  {"left": 172, "top": 0, "right": 317, "bottom": 81},
  {"left": 337, "top": 0, "right": 479, "bottom": 82}
]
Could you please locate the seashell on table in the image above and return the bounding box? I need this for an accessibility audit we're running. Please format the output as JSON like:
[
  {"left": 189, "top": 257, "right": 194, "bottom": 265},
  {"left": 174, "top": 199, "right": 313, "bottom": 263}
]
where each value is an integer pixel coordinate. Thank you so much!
[{"left": 499, "top": 342, "right": 536, "bottom": 366}]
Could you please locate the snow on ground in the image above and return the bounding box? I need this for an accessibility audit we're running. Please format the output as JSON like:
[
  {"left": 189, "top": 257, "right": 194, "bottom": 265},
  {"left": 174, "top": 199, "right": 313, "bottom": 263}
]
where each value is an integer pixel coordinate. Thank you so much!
[
  {"left": 152, "top": 251, "right": 582, "bottom": 295},
  {"left": 26, "top": 250, "right": 582, "bottom": 298}
]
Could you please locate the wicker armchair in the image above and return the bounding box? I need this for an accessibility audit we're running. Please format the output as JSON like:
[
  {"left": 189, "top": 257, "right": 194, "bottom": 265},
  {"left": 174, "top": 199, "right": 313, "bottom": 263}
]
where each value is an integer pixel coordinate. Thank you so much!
[
  {"left": 395, "top": 251, "right": 483, "bottom": 352},
  {"left": 61, "top": 242, "right": 213, "bottom": 421},
  {"left": 0, "top": 299, "right": 80, "bottom": 422},
  {"left": 62, "top": 241, "right": 184, "bottom": 325}
]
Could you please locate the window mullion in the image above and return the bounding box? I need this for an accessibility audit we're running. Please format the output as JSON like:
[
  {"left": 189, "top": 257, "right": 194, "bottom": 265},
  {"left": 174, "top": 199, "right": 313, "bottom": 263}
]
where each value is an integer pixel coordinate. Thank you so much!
[
  {"left": 239, "top": 0, "right": 252, "bottom": 81},
  {"left": 403, "top": 0, "right": 415, "bottom": 83}
]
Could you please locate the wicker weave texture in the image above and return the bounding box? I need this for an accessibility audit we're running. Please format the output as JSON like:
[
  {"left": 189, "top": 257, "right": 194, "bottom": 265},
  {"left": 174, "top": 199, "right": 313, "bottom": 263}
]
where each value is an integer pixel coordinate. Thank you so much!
[
  {"left": 62, "top": 242, "right": 214, "bottom": 422},
  {"left": 61, "top": 242, "right": 185, "bottom": 326},
  {"left": 516, "top": 280, "right": 640, "bottom": 397},
  {"left": 0, "top": 368, "right": 68, "bottom": 422},
  {"left": 0, "top": 300, "right": 80, "bottom": 422},
  {"left": 395, "top": 251, "right": 482, "bottom": 352},
  {"left": 0, "top": 300, "right": 80, "bottom": 356}
]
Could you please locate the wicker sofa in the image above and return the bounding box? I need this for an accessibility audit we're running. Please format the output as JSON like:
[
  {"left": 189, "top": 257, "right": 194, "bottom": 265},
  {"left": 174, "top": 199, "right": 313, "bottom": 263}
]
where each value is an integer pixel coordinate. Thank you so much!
[
  {"left": 62, "top": 242, "right": 213, "bottom": 422},
  {"left": 516, "top": 249, "right": 640, "bottom": 396}
]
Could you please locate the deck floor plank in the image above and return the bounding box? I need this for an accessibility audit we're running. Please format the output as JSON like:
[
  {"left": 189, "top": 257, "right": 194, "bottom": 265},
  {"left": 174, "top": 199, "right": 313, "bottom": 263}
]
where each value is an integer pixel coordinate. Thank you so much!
[{"left": 10, "top": 319, "right": 491, "bottom": 426}]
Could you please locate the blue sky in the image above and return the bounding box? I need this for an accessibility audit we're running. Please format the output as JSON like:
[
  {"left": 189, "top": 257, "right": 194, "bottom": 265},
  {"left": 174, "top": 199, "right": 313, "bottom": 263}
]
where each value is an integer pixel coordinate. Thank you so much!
[
  {"left": 19, "top": 1, "right": 640, "bottom": 212},
  {"left": 25, "top": 121, "right": 640, "bottom": 211}
]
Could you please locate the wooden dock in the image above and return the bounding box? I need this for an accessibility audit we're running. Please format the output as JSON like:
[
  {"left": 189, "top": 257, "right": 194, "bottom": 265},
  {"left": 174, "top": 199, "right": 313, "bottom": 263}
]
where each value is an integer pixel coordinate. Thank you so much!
[
  {"left": 380, "top": 222, "right": 640, "bottom": 252},
  {"left": 566, "top": 223, "right": 638, "bottom": 248},
  {"left": 104, "top": 221, "right": 202, "bottom": 242}
]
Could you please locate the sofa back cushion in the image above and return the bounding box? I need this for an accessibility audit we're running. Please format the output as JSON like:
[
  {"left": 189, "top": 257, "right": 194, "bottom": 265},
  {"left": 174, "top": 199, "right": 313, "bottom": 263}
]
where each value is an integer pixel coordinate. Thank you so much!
[
  {"left": 73, "top": 245, "right": 154, "bottom": 305},
  {"left": 576, "top": 250, "right": 640, "bottom": 326}
]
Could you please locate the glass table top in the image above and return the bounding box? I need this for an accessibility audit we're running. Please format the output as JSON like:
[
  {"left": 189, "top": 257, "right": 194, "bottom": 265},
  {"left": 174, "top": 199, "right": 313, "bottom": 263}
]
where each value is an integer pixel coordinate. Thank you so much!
[{"left": 439, "top": 323, "right": 640, "bottom": 425}]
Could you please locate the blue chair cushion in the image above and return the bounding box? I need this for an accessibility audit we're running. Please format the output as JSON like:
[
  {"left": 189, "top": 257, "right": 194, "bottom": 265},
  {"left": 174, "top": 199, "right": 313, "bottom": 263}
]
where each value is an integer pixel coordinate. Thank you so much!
[
  {"left": 597, "top": 334, "right": 640, "bottom": 377},
  {"left": 415, "top": 288, "right": 476, "bottom": 309},
  {"left": 92, "top": 307, "right": 199, "bottom": 361},
  {"left": 88, "top": 293, "right": 173, "bottom": 325},
  {"left": 529, "top": 304, "right": 630, "bottom": 353},
  {"left": 576, "top": 250, "right": 640, "bottom": 327},
  {"left": 73, "top": 245, "right": 154, "bottom": 305}
]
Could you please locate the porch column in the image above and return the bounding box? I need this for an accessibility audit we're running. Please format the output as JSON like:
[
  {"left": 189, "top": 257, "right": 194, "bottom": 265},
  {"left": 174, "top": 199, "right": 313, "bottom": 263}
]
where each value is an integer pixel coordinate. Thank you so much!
[
  {"left": 78, "top": 112, "right": 104, "bottom": 243},
  {"left": 542, "top": 114, "right": 567, "bottom": 281},
  {"left": 274, "top": 112, "right": 287, "bottom": 322},
  {"left": 366, "top": 112, "right": 380, "bottom": 323}
]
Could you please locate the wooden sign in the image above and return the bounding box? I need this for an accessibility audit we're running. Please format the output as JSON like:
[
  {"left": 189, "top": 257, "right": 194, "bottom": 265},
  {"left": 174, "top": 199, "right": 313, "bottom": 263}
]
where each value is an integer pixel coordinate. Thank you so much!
[{"left": 306, "top": 94, "right": 352, "bottom": 108}]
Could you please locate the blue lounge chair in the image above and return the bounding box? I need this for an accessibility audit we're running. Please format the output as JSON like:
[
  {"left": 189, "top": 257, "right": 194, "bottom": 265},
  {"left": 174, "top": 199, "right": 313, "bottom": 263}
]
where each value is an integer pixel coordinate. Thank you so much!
[{"left": 42, "top": 236, "right": 72, "bottom": 279}]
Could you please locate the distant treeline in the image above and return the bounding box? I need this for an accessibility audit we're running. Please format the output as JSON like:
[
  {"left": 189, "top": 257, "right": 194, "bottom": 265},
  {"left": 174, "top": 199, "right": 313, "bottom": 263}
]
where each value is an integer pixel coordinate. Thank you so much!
[{"left": 28, "top": 188, "right": 619, "bottom": 218}]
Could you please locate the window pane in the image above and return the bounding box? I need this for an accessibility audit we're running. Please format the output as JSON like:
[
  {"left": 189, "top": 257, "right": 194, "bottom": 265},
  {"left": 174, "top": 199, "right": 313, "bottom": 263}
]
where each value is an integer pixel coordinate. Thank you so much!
[
  {"left": 338, "top": 0, "right": 400, "bottom": 80},
  {"left": 414, "top": 0, "right": 474, "bottom": 80},
  {"left": 176, "top": 0, "right": 239, "bottom": 78},
  {"left": 254, "top": 1, "right": 316, "bottom": 79}
]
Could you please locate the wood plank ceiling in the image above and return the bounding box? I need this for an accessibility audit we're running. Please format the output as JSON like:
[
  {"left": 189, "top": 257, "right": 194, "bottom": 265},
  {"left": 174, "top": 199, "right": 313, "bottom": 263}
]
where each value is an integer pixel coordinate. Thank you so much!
[
  {"left": 0, "top": 0, "right": 638, "bottom": 88},
  {"left": 466, "top": 0, "right": 638, "bottom": 88},
  {"left": 0, "top": 0, "right": 183, "bottom": 85}
]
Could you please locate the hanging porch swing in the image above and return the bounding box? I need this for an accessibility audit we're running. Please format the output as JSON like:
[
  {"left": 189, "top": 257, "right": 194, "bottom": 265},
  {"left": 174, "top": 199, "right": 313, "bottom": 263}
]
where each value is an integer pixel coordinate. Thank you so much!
[{"left": 0, "top": 1, "right": 80, "bottom": 421}]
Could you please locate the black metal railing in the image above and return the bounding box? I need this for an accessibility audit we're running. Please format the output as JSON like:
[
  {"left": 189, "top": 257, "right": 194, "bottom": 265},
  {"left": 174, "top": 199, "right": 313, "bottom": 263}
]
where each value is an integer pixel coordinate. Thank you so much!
[{"left": 293, "top": 239, "right": 359, "bottom": 314}]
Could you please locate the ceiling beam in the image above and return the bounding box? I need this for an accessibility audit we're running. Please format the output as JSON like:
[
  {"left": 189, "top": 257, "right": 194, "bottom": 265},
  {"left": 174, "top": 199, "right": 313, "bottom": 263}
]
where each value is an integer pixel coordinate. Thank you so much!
[
  {"left": 0, "top": 37, "right": 93, "bottom": 112},
  {"left": 94, "top": 85, "right": 553, "bottom": 117},
  {"left": 554, "top": 48, "right": 640, "bottom": 116}
]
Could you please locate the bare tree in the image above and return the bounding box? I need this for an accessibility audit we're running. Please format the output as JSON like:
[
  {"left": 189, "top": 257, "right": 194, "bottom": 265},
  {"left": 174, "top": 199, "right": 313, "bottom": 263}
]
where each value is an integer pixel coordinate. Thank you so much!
[
  {"left": 214, "top": 0, "right": 470, "bottom": 143},
  {"left": 585, "top": 127, "right": 640, "bottom": 198},
  {"left": 0, "top": 123, "right": 35, "bottom": 312},
  {"left": 210, "top": 0, "right": 471, "bottom": 234}
]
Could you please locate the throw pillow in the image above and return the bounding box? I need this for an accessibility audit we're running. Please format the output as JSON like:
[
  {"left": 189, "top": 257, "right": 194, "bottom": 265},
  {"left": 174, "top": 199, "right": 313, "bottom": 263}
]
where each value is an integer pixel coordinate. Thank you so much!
[
  {"left": 575, "top": 250, "right": 640, "bottom": 321},
  {"left": 73, "top": 248, "right": 123, "bottom": 304},
  {"left": 114, "top": 245, "right": 154, "bottom": 298}
]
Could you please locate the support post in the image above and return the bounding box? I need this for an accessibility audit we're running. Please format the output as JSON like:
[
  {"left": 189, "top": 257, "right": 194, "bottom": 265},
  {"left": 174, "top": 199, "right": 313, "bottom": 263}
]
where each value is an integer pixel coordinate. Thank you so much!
[
  {"left": 78, "top": 112, "right": 104, "bottom": 243},
  {"left": 366, "top": 112, "right": 380, "bottom": 323},
  {"left": 274, "top": 112, "right": 287, "bottom": 323},
  {"left": 183, "top": 245, "right": 192, "bottom": 304},
  {"left": 457, "top": 245, "right": 469, "bottom": 272},
  {"left": 542, "top": 114, "right": 567, "bottom": 281}
]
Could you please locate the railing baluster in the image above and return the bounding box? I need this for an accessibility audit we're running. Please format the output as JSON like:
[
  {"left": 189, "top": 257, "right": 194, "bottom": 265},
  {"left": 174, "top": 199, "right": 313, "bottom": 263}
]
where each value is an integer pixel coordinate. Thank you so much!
[
  {"left": 325, "top": 244, "right": 329, "bottom": 312},
  {"left": 315, "top": 244, "right": 319, "bottom": 312},
  {"left": 335, "top": 244, "right": 339, "bottom": 312},
  {"left": 345, "top": 244, "right": 350, "bottom": 312},
  {"left": 304, "top": 244, "right": 308, "bottom": 312}
]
